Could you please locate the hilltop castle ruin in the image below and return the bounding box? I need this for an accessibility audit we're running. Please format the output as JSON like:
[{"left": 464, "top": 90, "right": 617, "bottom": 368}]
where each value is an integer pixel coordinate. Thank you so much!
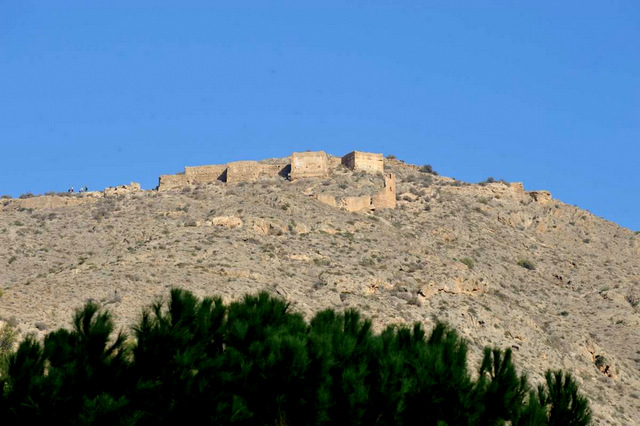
[{"left": 158, "top": 150, "right": 396, "bottom": 212}]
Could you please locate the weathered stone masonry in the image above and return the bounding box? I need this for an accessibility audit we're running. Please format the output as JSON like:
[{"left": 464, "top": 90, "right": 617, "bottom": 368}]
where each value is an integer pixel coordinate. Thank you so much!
[{"left": 157, "top": 150, "right": 397, "bottom": 212}]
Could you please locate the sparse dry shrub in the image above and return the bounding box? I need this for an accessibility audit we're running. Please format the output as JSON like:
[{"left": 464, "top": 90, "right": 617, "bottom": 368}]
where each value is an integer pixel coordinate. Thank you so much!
[
  {"left": 420, "top": 175, "right": 433, "bottom": 187},
  {"left": 419, "top": 164, "right": 438, "bottom": 175},
  {"left": 409, "top": 187, "right": 426, "bottom": 197},
  {"left": 92, "top": 208, "right": 110, "bottom": 221},
  {"left": 460, "top": 258, "right": 475, "bottom": 269},
  {"left": 92, "top": 197, "right": 118, "bottom": 221},
  {"left": 517, "top": 259, "right": 536, "bottom": 270},
  {"left": 0, "top": 323, "right": 17, "bottom": 353},
  {"left": 359, "top": 257, "right": 376, "bottom": 268},
  {"left": 0, "top": 322, "right": 17, "bottom": 380},
  {"left": 18, "top": 192, "right": 34, "bottom": 199}
]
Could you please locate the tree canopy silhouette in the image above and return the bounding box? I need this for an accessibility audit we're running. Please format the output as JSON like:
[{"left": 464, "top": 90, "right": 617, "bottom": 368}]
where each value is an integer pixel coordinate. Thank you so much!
[{"left": 0, "top": 289, "right": 591, "bottom": 425}]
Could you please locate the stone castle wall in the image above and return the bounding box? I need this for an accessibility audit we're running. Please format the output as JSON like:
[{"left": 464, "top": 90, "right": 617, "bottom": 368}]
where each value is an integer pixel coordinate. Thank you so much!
[
  {"left": 184, "top": 165, "right": 227, "bottom": 184},
  {"left": 327, "top": 155, "right": 342, "bottom": 169},
  {"left": 158, "top": 174, "right": 190, "bottom": 191},
  {"left": 315, "top": 172, "right": 396, "bottom": 213},
  {"left": 338, "top": 195, "right": 372, "bottom": 212},
  {"left": 371, "top": 173, "right": 396, "bottom": 210},
  {"left": 157, "top": 150, "right": 396, "bottom": 212},
  {"left": 342, "top": 151, "right": 384, "bottom": 174},
  {"left": 226, "top": 161, "right": 261, "bottom": 183},
  {"left": 290, "top": 151, "right": 329, "bottom": 181},
  {"left": 258, "top": 163, "right": 290, "bottom": 179}
]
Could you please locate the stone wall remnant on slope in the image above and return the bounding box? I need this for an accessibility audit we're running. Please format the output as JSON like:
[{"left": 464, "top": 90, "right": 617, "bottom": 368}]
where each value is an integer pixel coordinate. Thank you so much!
[
  {"left": 226, "top": 161, "right": 261, "bottom": 183},
  {"left": 290, "top": 151, "right": 329, "bottom": 181},
  {"left": 338, "top": 195, "right": 372, "bottom": 212},
  {"left": 314, "top": 172, "right": 396, "bottom": 213},
  {"left": 158, "top": 173, "right": 190, "bottom": 191},
  {"left": 342, "top": 151, "right": 384, "bottom": 174},
  {"left": 372, "top": 173, "right": 396, "bottom": 210},
  {"left": 184, "top": 165, "right": 227, "bottom": 184},
  {"left": 258, "top": 163, "right": 291, "bottom": 180},
  {"left": 155, "top": 149, "right": 397, "bottom": 213},
  {"left": 316, "top": 194, "right": 337, "bottom": 207}
]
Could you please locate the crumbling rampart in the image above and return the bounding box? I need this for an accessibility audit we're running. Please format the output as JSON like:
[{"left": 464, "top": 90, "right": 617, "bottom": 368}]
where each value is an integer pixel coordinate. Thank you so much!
[
  {"left": 290, "top": 151, "right": 329, "bottom": 181},
  {"left": 156, "top": 150, "right": 397, "bottom": 212},
  {"left": 185, "top": 165, "right": 227, "bottom": 183},
  {"left": 372, "top": 173, "right": 397, "bottom": 209},
  {"left": 342, "top": 151, "right": 384, "bottom": 174}
]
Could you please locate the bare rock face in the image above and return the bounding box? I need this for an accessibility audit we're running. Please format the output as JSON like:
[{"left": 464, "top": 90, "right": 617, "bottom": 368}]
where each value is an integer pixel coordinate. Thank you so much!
[
  {"left": 206, "top": 216, "right": 243, "bottom": 229},
  {"left": 418, "top": 275, "right": 487, "bottom": 299},
  {"left": 528, "top": 190, "right": 552, "bottom": 203},
  {"left": 316, "top": 194, "right": 337, "bottom": 207},
  {"left": 104, "top": 182, "right": 141, "bottom": 197},
  {"left": 248, "top": 217, "right": 288, "bottom": 236}
]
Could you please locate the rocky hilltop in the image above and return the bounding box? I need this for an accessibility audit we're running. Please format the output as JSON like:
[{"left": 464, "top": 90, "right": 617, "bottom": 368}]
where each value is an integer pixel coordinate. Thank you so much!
[{"left": 1, "top": 152, "right": 639, "bottom": 424}]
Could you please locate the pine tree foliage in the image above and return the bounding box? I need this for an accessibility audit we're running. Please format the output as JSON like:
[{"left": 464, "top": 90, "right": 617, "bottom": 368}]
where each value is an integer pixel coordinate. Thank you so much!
[{"left": 0, "top": 289, "right": 591, "bottom": 425}]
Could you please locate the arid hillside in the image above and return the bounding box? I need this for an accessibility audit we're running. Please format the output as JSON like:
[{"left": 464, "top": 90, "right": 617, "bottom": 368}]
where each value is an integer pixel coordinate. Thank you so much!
[{"left": 1, "top": 156, "right": 639, "bottom": 424}]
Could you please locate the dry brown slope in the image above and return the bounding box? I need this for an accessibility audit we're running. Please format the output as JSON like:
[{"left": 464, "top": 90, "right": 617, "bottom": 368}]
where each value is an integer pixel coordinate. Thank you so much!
[{"left": 0, "top": 160, "right": 638, "bottom": 424}]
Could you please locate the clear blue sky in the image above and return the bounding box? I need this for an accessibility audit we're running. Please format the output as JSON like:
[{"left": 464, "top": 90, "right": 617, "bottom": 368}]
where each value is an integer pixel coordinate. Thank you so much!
[{"left": 1, "top": 2, "right": 638, "bottom": 230}]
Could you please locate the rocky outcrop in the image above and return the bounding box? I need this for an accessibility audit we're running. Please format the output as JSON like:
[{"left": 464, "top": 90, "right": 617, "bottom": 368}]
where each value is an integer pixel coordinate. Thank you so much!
[
  {"left": 104, "top": 182, "right": 141, "bottom": 196},
  {"left": 206, "top": 216, "right": 243, "bottom": 229},
  {"left": 528, "top": 190, "right": 552, "bottom": 203},
  {"left": 417, "top": 275, "right": 488, "bottom": 299},
  {"left": 1, "top": 194, "right": 100, "bottom": 210},
  {"left": 248, "top": 217, "right": 288, "bottom": 236}
]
